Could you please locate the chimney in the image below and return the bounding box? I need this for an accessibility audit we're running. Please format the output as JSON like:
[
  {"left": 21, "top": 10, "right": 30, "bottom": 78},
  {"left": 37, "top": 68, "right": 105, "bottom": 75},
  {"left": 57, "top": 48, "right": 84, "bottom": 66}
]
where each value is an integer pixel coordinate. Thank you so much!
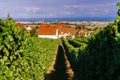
[{"left": 56, "top": 29, "right": 59, "bottom": 38}]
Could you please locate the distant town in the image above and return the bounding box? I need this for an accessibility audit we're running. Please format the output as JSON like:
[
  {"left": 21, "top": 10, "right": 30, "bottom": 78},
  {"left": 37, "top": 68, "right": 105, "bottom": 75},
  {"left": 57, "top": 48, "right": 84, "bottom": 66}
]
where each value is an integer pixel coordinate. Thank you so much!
[{"left": 17, "top": 20, "right": 111, "bottom": 39}]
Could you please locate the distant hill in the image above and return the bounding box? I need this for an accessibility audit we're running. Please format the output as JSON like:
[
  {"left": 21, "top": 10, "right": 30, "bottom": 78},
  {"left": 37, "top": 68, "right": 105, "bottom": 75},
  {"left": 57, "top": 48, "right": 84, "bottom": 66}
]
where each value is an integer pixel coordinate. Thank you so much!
[{"left": 1, "top": 17, "right": 116, "bottom": 22}]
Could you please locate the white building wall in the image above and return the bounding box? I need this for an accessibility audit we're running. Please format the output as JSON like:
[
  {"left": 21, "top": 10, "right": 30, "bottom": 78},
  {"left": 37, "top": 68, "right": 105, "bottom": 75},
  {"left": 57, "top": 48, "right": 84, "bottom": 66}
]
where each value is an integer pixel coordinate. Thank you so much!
[
  {"left": 38, "top": 35, "right": 58, "bottom": 39},
  {"left": 26, "top": 27, "right": 32, "bottom": 30}
]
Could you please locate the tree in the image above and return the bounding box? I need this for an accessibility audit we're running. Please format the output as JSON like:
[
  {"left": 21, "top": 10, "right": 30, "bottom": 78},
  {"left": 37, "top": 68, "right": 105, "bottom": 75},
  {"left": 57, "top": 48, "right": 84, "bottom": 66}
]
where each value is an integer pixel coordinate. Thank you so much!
[
  {"left": 116, "top": 2, "right": 120, "bottom": 7},
  {"left": 7, "top": 13, "right": 12, "bottom": 20}
]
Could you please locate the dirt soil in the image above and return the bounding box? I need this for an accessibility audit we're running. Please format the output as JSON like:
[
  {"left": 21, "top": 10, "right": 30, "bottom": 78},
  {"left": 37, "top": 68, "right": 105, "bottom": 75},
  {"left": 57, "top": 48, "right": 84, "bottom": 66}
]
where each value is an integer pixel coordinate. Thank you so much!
[{"left": 45, "top": 44, "right": 74, "bottom": 80}]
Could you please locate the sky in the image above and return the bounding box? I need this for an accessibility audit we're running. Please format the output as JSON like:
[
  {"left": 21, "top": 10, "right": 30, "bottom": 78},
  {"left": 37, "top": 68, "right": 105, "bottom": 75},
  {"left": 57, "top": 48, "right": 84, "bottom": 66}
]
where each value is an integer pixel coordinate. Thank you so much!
[{"left": 0, "top": 0, "right": 119, "bottom": 18}]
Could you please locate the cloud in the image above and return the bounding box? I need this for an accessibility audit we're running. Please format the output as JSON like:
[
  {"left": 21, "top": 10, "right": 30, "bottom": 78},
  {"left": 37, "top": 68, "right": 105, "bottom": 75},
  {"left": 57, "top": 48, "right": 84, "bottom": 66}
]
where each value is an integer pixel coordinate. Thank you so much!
[{"left": 0, "top": 0, "right": 119, "bottom": 18}]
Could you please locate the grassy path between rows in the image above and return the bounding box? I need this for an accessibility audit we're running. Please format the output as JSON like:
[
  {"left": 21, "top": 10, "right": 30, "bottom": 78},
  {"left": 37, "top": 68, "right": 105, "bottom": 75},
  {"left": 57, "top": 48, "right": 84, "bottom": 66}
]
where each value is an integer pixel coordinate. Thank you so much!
[{"left": 46, "top": 45, "right": 74, "bottom": 80}]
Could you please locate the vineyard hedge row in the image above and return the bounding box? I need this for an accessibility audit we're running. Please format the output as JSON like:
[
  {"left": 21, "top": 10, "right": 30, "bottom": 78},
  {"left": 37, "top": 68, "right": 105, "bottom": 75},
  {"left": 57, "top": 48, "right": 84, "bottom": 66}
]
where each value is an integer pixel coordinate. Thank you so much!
[
  {"left": 0, "top": 19, "right": 58, "bottom": 80},
  {"left": 62, "top": 3, "right": 120, "bottom": 80}
]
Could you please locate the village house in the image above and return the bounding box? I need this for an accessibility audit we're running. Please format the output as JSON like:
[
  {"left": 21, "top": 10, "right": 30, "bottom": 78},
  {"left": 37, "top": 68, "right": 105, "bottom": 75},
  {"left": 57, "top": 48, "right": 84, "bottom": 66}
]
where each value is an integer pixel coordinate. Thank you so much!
[
  {"left": 17, "top": 23, "right": 25, "bottom": 28},
  {"left": 25, "top": 26, "right": 33, "bottom": 30},
  {"left": 77, "top": 28, "right": 89, "bottom": 37},
  {"left": 17, "top": 23, "right": 78, "bottom": 39},
  {"left": 17, "top": 23, "right": 33, "bottom": 30},
  {"left": 37, "top": 23, "right": 78, "bottom": 39}
]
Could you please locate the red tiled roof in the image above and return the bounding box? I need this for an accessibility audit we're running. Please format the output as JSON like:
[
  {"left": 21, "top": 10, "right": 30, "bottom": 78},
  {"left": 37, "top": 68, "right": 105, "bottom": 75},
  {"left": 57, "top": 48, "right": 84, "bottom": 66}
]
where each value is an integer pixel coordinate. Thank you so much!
[
  {"left": 56, "top": 23, "right": 67, "bottom": 28},
  {"left": 83, "top": 28, "right": 88, "bottom": 33},
  {"left": 38, "top": 23, "right": 78, "bottom": 35},
  {"left": 78, "top": 28, "right": 89, "bottom": 35},
  {"left": 58, "top": 27, "right": 78, "bottom": 35},
  {"left": 17, "top": 23, "right": 24, "bottom": 28},
  {"left": 40, "top": 24, "right": 50, "bottom": 27},
  {"left": 38, "top": 24, "right": 56, "bottom": 35}
]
